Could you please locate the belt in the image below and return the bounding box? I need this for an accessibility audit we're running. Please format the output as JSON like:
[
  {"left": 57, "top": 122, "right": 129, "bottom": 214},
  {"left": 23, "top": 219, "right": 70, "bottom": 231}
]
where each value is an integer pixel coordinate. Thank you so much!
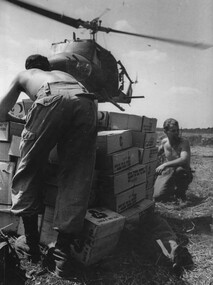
[{"left": 36, "top": 82, "right": 97, "bottom": 100}]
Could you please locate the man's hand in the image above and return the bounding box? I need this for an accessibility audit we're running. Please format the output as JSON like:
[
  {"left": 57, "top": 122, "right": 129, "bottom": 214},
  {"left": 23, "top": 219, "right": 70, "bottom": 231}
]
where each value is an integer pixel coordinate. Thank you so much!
[{"left": 156, "top": 163, "right": 167, "bottom": 175}]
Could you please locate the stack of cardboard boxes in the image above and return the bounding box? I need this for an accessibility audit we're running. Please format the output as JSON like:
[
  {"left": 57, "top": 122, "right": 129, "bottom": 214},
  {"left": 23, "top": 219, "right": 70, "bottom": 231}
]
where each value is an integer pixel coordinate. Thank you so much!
[
  {"left": 96, "top": 112, "right": 158, "bottom": 227},
  {"left": 0, "top": 121, "right": 24, "bottom": 232},
  {"left": 0, "top": 102, "right": 158, "bottom": 266},
  {"left": 0, "top": 99, "right": 33, "bottom": 232}
]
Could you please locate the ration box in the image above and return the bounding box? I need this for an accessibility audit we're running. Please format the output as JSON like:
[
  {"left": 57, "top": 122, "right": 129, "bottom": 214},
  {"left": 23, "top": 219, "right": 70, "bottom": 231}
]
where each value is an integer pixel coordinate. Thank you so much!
[
  {"left": 141, "top": 116, "right": 157, "bottom": 133},
  {"left": 0, "top": 122, "right": 10, "bottom": 141},
  {"left": 70, "top": 207, "right": 125, "bottom": 265},
  {"left": 98, "top": 111, "right": 109, "bottom": 130},
  {"left": 122, "top": 199, "right": 155, "bottom": 226},
  {"left": 9, "top": 102, "right": 25, "bottom": 120},
  {"left": 97, "top": 130, "right": 132, "bottom": 155},
  {"left": 0, "top": 122, "right": 24, "bottom": 142},
  {"left": 145, "top": 160, "right": 158, "bottom": 177},
  {"left": 132, "top": 131, "right": 157, "bottom": 148},
  {"left": 139, "top": 147, "right": 158, "bottom": 164},
  {"left": 0, "top": 142, "right": 11, "bottom": 162},
  {"left": 146, "top": 186, "right": 154, "bottom": 200},
  {"left": 40, "top": 206, "right": 125, "bottom": 266},
  {"left": 96, "top": 147, "right": 139, "bottom": 174},
  {"left": 8, "top": 136, "right": 21, "bottom": 157},
  {"left": 100, "top": 183, "right": 146, "bottom": 213},
  {"left": 0, "top": 162, "right": 15, "bottom": 205},
  {"left": 39, "top": 206, "right": 58, "bottom": 245},
  {"left": 146, "top": 175, "right": 155, "bottom": 190},
  {"left": 99, "top": 164, "right": 146, "bottom": 194},
  {"left": 108, "top": 112, "right": 143, "bottom": 131},
  {"left": 0, "top": 205, "right": 20, "bottom": 233}
]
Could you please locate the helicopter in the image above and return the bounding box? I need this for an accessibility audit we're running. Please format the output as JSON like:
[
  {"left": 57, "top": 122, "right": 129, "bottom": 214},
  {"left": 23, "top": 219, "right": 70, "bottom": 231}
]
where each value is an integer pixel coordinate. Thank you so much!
[{"left": 5, "top": 0, "right": 213, "bottom": 111}]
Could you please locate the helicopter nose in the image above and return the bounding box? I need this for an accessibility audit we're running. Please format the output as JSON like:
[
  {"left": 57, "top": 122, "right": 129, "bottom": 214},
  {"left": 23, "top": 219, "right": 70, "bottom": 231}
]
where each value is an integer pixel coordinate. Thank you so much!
[{"left": 49, "top": 53, "right": 92, "bottom": 80}]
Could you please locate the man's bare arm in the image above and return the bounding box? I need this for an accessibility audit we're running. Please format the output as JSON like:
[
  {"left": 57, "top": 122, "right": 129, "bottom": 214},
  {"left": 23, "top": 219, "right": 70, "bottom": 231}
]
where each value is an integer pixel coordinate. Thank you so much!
[
  {"left": 156, "top": 140, "right": 191, "bottom": 174},
  {"left": 0, "top": 73, "right": 24, "bottom": 122}
]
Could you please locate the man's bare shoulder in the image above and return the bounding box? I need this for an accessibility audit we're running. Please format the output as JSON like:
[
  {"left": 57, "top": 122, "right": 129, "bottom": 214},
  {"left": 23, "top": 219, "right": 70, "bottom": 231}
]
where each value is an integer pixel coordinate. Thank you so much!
[{"left": 180, "top": 137, "right": 190, "bottom": 148}]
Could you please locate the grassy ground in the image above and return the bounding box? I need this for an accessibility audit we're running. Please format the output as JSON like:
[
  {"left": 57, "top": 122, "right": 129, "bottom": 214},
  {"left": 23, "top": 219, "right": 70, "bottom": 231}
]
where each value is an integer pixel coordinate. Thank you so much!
[{"left": 8, "top": 144, "right": 213, "bottom": 285}]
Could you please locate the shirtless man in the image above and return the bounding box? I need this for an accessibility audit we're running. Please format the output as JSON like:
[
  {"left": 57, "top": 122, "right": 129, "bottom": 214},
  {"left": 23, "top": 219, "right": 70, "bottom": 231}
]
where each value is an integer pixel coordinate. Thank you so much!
[
  {"left": 0, "top": 54, "right": 97, "bottom": 277},
  {"left": 153, "top": 118, "right": 193, "bottom": 202}
]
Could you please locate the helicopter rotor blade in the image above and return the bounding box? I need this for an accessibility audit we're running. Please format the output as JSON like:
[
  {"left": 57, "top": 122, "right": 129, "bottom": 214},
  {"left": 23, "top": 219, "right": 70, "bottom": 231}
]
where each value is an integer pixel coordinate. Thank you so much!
[
  {"left": 5, "top": 0, "right": 212, "bottom": 49},
  {"left": 97, "top": 26, "right": 212, "bottom": 50},
  {"left": 5, "top": 0, "right": 84, "bottom": 29}
]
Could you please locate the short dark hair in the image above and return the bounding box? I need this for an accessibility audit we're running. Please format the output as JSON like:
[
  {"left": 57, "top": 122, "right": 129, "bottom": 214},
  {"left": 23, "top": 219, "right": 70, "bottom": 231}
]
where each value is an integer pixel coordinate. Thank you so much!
[
  {"left": 163, "top": 118, "right": 179, "bottom": 132},
  {"left": 25, "top": 54, "right": 51, "bottom": 71}
]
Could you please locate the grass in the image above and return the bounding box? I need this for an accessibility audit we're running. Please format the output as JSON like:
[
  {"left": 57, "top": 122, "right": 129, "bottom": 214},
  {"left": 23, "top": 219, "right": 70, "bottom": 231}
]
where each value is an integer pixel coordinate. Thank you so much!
[{"left": 5, "top": 144, "right": 213, "bottom": 285}]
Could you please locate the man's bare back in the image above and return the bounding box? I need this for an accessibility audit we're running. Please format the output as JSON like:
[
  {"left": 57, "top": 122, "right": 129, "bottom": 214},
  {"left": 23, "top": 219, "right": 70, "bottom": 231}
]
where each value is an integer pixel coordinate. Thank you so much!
[{"left": 0, "top": 69, "right": 77, "bottom": 122}]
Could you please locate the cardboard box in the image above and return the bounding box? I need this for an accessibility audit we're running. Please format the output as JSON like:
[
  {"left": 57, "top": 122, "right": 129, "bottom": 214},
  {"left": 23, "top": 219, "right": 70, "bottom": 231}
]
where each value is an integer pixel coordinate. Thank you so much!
[
  {"left": 141, "top": 117, "right": 157, "bottom": 133},
  {"left": 98, "top": 111, "right": 109, "bottom": 130},
  {"left": 9, "top": 122, "right": 24, "bottom": 138},
  {"left": 0, "top": 122, "right": 9, "bottom": 141},
  {"left": 70, "top": 207, "right": 124, "bottom": 265},
  {"left": 146, "top": 187, "right": 154, "bottom": 200},
  {"left": 100, "top": 183, "right": 146, "bottom": 213},
  {"left": 145, "top": 160, "right": 158, "bottom": 177},
  {"left": 9, "top": 102, "right": 25, "bottom": 119},
  {"left": 97, "top": 130, "right": 132, "bottom": 155},
  {"left": 84, "top": 207, "right": 125, "bottom": 239},
  {"left": 40, "top": 206, "right": 124, "bottom": 265},
  {"left": 96, "top": 147, "right": 139, "bottom": 174},
  {"left": 122, "top": 199, "right": 155, "bottom": 225},
  {"left": 39, "top": 206, "right": 58, "bottom": 245},
  {"left": 108, "top": 112, "right": 143, "bottom": 131},
  {"left": 132, "top": 131, "right": 157, "bottom": 148},
  {"left": 108, "top": 113, "right": 157, "bottom": 133},
  {"left": 70, "top": 232, "right": 121, "bottom": 266},
  {"left": 0, "top": 205, "right": 20, "bottom": 233},
  {"left": 0, "top": 162, "right": 15, "bottom": 204},
  {"left": 139, "top": 147, "right": 158, "bottom": 164},
  {"left": 8, "top": 136, "right": 21, "bottom": 157},
  {"left": 0, "top": 122, "right": 24, "bottom": 142},
  {"left": 40, "top": 206, "right": 125, "bottom": 246},
  {"left": 9, "top": 99, "right": 33, "bottom": 119},
  {"left": 99, "top": 164, "right": 146, "bottom": 194},
  {"left": 146, "top": 175, "right": 155, "bottom": 190},
  {"left": 0, "top": 142, "right": 11, "bottom": 162}
]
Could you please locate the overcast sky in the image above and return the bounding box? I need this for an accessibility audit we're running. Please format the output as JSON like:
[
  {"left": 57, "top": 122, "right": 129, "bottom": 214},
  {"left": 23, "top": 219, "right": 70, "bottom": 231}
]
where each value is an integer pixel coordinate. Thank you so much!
[{"left": 0, "top": 0, "right": 213, "bottom": 128}]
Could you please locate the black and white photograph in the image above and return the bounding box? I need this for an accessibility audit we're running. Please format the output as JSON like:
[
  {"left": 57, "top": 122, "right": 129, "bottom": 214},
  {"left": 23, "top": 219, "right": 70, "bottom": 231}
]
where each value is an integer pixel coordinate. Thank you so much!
[{"left": 0, "top": 0, "right": 212, "bottom": 284}]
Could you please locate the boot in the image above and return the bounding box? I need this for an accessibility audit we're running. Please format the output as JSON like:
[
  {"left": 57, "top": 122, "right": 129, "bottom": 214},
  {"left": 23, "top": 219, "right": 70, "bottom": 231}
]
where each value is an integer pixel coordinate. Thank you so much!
[
  {"left": 53, "top": 233, "right": 74, "bottom": 278},
  {"left": 171, "top": 245, "right": 193, "bottom": 277},
  {"left": 15, "top": 215, "right": 40, "bottom": 263}
]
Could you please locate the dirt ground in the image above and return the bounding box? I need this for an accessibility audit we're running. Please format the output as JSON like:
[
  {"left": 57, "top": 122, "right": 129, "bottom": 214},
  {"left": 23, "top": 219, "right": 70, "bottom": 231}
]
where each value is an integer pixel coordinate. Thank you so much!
[{"left": 7, "top": 145, "right": 213, "bottom": 285}]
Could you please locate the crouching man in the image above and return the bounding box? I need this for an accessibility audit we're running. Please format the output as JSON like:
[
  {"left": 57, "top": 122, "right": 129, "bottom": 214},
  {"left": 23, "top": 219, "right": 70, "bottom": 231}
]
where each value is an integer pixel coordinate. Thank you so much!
[{"left": 153, "top": 118, "right": 193, "bottom": 202}]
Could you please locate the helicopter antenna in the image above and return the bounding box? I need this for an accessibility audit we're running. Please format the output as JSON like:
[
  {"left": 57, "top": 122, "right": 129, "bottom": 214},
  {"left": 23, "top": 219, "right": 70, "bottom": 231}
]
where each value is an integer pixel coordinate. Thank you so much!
[
  {"left": 134, "top": 73, "right": 138, "bottom": 84},
  {"left": 90, "top": 8, "right": 111, "bottom": 41}
]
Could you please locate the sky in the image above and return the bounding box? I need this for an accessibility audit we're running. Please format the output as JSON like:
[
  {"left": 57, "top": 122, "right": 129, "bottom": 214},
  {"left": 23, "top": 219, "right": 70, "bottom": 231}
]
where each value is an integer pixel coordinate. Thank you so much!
[{"left": 0, "top": 0, "right": 213, "bottom": 128}]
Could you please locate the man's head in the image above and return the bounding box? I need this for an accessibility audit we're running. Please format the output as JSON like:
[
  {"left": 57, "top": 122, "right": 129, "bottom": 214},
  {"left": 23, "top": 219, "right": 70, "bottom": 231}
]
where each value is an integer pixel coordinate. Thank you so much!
[
  {"left": 25, "top": 54, "right": 51, "bottom": 71},
  {"left": 163, "top": 118, "right": 180, "bottom": 137}
]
